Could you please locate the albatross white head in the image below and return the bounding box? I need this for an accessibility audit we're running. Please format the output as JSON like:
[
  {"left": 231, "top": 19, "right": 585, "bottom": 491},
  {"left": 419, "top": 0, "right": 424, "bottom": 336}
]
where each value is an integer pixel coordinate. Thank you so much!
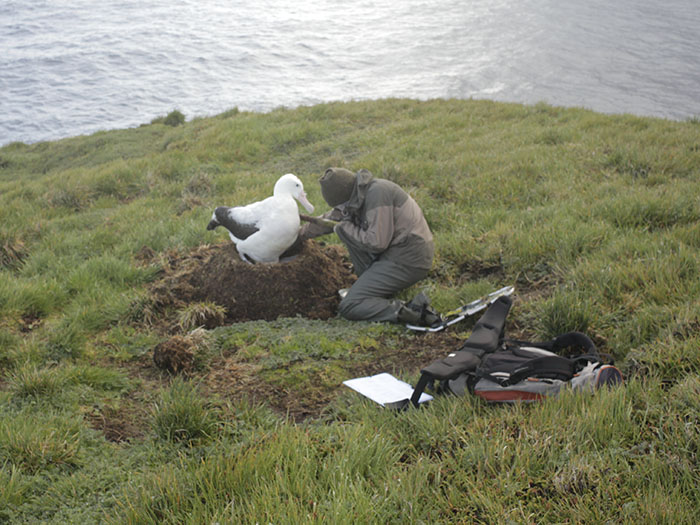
[{"left": 274, "top": 173, "right": 314, "bottom": 213}]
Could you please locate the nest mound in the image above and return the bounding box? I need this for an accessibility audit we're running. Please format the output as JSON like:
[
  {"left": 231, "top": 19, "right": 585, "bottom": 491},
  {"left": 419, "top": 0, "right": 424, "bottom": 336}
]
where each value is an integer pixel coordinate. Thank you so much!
[{"left": 150, "top": 240, "right": 356, "bottom": 324}]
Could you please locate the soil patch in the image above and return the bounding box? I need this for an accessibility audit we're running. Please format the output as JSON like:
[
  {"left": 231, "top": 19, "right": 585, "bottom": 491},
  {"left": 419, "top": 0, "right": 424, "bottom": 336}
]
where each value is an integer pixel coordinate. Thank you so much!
[
  {"left": 149, "top": 240, "right": 356, "bottom": 325},
  {"left": 18, "top": 314, "right": 42, "bottom": 333},
  {"left": 459, "top": 259, "right": 505, "bottom": 282},
  {"left": 87, "top": 355, "right": 172, "bottom": 442},
  {"left": 86, "top": 401, "right": 148, "bottom": 443}
]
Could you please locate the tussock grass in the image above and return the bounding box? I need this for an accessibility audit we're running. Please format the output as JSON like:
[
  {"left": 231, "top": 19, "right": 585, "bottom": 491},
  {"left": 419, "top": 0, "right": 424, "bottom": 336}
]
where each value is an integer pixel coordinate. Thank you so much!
[
  {"left": 7, "top": 362, "right": 131, "bottom": 404},
  {"left": 0, "top": 233, "right": 27, "bottom": 270},
  {"left": 531, "top": 288, "right": 597, "bottom": 338},
  {"left": 8, "top": 363, "right": 70, "bottom": 399},
  {"left": 0, "top": 411, "right": 83, "bottom": 474},
  {"left": 176, "top": 301, "right": 226, "bottom": 331},
  {"left": 0, "top": 463, "right": 30, "bottom": 521},
  {"left": 1, "top": 98, "right": 699, "bottom": 522},
  {"left": 151, "top": 378, "right": 220, "bottom": 444},
  {"left": 150, "top": 109, "right": 186, "bottom": 127}
]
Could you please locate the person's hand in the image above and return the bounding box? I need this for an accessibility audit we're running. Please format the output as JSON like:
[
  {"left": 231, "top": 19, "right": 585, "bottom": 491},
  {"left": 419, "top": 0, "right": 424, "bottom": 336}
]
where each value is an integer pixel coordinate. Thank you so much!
[
  {"left": 330, "top": 204, "right": 353, "bottom": 222},
  {"left": 298, "top": 214, "right": 337, "bottom": 239}
]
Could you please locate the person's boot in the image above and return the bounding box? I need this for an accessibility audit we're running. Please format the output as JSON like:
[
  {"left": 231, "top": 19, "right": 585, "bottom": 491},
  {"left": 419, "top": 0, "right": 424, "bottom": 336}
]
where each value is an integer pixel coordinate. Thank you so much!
[
  {"left": 397, "top": 304, "right": 442, "bottom": 326},
  {"left": 405, "top": 291, "right": 431, "bottom": 311},
  {"left": 397, "top": 292, "right": 442, "bottom": 326}
]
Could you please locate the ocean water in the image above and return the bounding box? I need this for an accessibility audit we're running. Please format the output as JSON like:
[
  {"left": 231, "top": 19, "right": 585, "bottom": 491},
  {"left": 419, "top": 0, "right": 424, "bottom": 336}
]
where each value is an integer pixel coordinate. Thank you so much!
[{"left": 1, "top": 0, "right": 699, "bottom": 145}]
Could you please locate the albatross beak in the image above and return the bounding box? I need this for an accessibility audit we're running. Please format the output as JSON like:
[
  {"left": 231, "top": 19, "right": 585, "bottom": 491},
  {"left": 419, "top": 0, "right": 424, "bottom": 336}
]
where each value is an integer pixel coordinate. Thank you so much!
[{"left": 297, "top": 191, "right": 314, "bottom": 213}]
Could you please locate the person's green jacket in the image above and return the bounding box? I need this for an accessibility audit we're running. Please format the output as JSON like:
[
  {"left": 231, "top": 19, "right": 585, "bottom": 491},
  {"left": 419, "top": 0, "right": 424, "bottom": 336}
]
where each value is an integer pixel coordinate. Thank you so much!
[{"left": 301, "top": 169, "right": 434, "bottom": 271}]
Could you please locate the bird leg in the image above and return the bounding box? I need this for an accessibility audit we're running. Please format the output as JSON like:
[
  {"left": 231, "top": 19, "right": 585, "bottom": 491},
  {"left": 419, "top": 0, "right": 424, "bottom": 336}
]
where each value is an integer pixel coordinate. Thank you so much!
[{"left": 236, "top": 245, "right": 256, "bottom": 265}]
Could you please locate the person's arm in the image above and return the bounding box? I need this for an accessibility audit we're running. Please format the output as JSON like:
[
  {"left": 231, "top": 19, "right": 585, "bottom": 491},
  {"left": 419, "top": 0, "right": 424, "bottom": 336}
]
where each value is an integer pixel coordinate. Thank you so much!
[
  {"left": 334, "top": 202, "right": 394, "bottom": 253},
  {"left": 298, "top": 209, "right": 341, "bottom": 240}
]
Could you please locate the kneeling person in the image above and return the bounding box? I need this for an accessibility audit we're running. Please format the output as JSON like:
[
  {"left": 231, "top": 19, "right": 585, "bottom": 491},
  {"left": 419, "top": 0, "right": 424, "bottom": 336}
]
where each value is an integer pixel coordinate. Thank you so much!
[{"left": 301, "top": 167, "right": 439, "bottom": 326}]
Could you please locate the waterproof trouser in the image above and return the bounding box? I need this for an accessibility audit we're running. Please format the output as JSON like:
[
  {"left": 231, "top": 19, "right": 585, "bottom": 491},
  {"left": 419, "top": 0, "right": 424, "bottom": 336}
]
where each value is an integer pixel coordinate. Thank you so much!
[{"left": 336, "top": 228, "right": 430, "bottom": 322}]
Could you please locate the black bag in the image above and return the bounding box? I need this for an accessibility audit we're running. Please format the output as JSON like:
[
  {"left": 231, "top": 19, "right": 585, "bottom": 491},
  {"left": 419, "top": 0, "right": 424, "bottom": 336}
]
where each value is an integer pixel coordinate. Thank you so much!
[
  {"left": 459, "top": 332, "right": 622, "bottom": 402},
  {"left": 408, "top": 295, "right": 622, "bottom": 407}
]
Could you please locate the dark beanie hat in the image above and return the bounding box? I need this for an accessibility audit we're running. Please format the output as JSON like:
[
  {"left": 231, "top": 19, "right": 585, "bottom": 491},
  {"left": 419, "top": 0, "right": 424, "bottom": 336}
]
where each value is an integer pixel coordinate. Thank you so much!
[{"left": 319, "top": 167, "right": 355, "bottom": 207}]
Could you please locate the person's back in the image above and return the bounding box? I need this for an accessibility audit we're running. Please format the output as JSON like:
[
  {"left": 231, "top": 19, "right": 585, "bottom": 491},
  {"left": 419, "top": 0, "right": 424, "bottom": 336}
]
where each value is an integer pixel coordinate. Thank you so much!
[{"left": 359, "top": 177, "right": 434, "bottom": 270}]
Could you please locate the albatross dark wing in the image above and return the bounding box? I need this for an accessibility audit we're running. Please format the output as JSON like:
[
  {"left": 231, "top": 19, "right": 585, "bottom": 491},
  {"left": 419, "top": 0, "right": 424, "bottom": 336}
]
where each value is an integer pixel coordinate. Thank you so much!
[{"left": 207, "top": 206, "right": 259, "bottom": 240}]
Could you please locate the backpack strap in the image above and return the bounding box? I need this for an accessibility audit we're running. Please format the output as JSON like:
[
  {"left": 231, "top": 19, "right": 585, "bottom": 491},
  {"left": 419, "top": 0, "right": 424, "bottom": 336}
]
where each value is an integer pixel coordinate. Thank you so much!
[
  {"left": 505, "top": 332, "right": 599, "bottom": 359},
  {"left": 487, "top": 332, "right": 601, "bottom": 386},
  {"left": 459, "top": 295, "right": 512, "bottom": 351},
  {"left": 500, "top": 355, "right": 576, "bottom": 386},
  {"left": 551, "top": 331, "right": 597, "bottom": 355},
  {"left": 407, "top": 295, "right": 512, "bottom": 407}
]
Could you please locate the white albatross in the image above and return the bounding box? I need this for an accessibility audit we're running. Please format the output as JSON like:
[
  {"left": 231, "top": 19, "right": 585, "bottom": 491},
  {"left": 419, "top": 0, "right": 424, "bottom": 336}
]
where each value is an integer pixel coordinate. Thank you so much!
[{"left": 206, "top": 173, "right": 315, "bottom": 263}]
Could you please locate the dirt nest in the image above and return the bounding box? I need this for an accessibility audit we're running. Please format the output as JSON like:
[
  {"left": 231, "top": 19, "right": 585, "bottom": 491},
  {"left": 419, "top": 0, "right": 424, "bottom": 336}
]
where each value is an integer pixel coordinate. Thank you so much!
[{"left": 149, "top": 240, "right": 356, "bottom": 325}]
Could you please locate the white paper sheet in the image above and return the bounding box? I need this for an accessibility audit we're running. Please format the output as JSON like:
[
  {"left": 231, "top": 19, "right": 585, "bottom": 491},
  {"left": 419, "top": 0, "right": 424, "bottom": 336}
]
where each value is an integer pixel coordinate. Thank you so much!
[{"left": 343, "top": 372, "right": 433, "bottom": 407}]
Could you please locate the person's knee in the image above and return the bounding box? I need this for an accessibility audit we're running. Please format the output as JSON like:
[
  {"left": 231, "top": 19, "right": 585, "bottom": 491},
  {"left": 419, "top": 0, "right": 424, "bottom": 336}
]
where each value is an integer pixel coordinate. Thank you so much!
[{"left": 338, "top": 296, "right": 365, "bottom": 320}]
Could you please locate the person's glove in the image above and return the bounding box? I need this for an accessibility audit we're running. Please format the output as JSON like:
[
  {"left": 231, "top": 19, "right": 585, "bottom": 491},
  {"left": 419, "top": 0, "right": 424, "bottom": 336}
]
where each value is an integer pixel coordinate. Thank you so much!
[{"left": 298, "top": 214, "right": 337, "bottom": 240}]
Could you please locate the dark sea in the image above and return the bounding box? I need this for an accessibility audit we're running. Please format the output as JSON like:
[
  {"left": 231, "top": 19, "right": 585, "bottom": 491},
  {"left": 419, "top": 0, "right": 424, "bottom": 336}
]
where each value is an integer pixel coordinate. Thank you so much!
[{"left": 2, "top": 0, "right": 699, "bottom": 146}]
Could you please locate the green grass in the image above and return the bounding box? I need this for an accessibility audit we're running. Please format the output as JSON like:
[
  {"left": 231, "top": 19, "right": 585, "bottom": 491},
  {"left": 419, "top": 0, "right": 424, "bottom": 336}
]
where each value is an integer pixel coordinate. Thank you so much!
[
  {"left": 0, "top": 410, "right": 84, "bottom": 474},
  {"left": 176, "top": 301, "right": 226, "bottom": 331},
  {"left": 150, "top": 378, "right": 220, "bottom": 444},
  {"left": 1, "top": 98, "right": 699, "bottom": 523}
]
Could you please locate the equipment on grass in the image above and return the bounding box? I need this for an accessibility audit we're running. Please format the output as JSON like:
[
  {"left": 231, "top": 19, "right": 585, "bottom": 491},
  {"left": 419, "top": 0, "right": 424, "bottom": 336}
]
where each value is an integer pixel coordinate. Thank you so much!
[
  {"left": 405, "top": 285, "right": 514, "bottom": 332},
  {"left": 405, "top": 294, "right": 622, "bottom": 408}
]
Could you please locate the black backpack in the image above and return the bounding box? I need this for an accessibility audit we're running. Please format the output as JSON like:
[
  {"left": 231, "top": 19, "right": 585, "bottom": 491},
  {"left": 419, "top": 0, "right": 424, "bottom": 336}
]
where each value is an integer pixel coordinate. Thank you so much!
[{"left": 408, "top": 295, "right": 623, "bottom": 407}]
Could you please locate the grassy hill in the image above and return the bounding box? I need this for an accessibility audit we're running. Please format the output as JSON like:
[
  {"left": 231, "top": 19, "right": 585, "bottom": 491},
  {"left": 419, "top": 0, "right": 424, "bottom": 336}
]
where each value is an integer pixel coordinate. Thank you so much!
[{"left": 1, "top": 99, "right": 699, "bottom": 523}]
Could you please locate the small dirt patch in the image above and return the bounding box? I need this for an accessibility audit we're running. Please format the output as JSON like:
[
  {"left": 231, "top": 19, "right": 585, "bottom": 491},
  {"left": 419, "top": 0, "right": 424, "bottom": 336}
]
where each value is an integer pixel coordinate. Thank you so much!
[
  {"left": 459, "top": 259, "right": 505, "bottom": 282},
  {"left": 86, "top": 402, "right": 148, "bottom": 443},
  {"left": 18, "top": 314, "right": 42, "bottom": 333}
]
